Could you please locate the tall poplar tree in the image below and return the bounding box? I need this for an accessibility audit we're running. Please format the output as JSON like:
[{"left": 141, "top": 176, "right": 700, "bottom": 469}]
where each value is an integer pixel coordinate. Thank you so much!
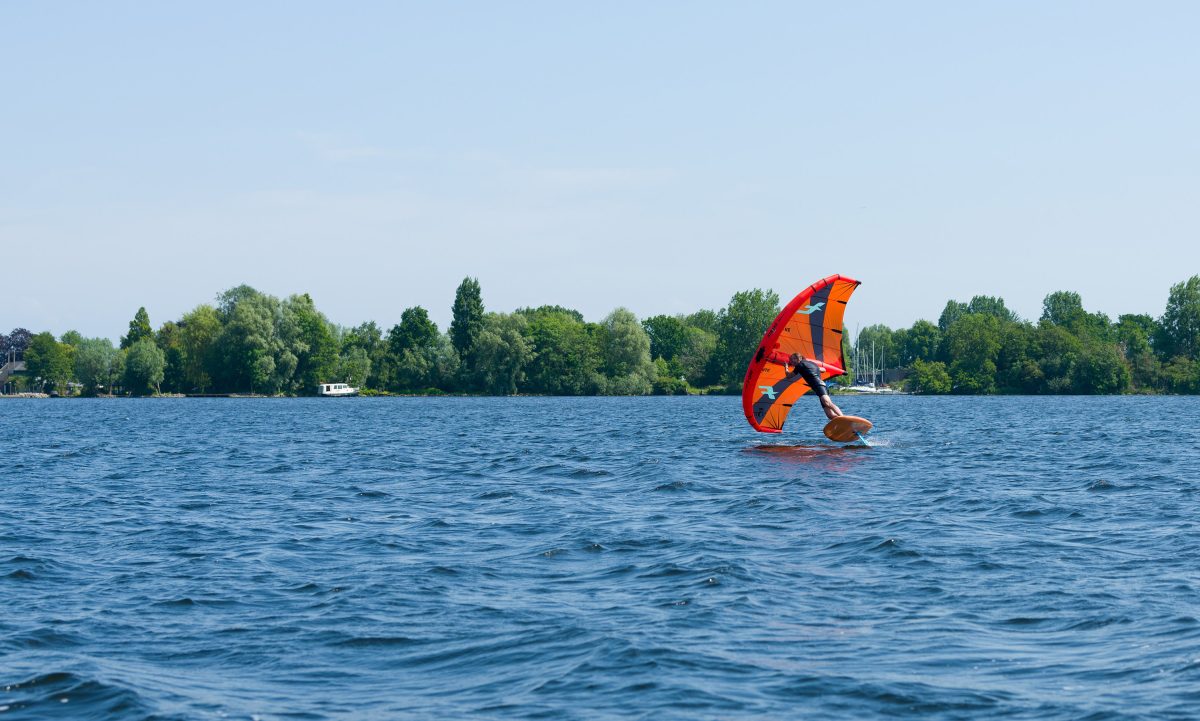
[
  {"left": 450, "top": 277, "right": 484, "bottom": 380},
  {"left": 121, "top": 307, "right": 153, "bottom": 349}
]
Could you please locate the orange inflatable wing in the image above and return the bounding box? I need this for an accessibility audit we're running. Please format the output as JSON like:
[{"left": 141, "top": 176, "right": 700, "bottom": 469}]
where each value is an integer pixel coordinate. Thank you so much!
[{"left": 742, "top": 274, "right": 861, "bottom": 433}]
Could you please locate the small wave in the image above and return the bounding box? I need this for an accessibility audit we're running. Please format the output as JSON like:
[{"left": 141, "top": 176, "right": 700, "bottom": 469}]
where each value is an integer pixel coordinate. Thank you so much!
[
  {"left": 151, "top": 597, "right": 196, "bottom": 607},
  {"left": 568, "top": 467, "right": 612, "bottom": 478},
  {"left": 331, "top": 635, "right": 419, "bottom": 648},
  {"left": 4, "top": 627, "right": 84, "bottom": 651},
  {"left": 1063, "top": 615, "right": 1134, "bottom": 631},
  {"left": 654, "top": 480, "right": 690, "bottom": 492},
  {"left": 0, "top": 671, "right": 159, "bottom": 720},
  {"left": 869, "top": 538, "right": 923, "bottom": 558},
  {"left": 1000, "top": 616, "right": 1051, "bottom": 626}
]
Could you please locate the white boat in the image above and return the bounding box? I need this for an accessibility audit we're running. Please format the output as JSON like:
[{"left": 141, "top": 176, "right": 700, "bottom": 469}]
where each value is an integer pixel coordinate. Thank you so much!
[
  {"left": 317, "top": 382, "right": 358, "bottom": 397},
  {"left": 844, "top": 383, "right": 880, "bottom": 393}
]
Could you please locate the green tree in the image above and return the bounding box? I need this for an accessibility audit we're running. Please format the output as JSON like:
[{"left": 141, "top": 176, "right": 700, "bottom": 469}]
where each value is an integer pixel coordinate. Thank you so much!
[
  {"left": 208, "top": 288, "right": 337, "bottom": 395},
  {"left": 109, "top": 350, "right": 127, "bottom": 394},
  {"left": 390, "top": 307, "right": 439, "bottom": 354},
  {"left": 393, "top": 347, "right": 434, "bottom": 391},
  {"left": 685, "top": 309, "right": 719, "bottom": 335},
  {"left": 217, "top": 285, "right": 261, "bottom": 316},
  {"left": 428, "top": 334, "right": 461, "bottom": 391},
  {"left": 338, "top": 346, "right": 371, "bottom": 388},
  {"left": 938, "top": 300, "right": 969, "bottom": 332},
  {"left": 124, "top": 338, "right": 165, "bottom": 395},
  {"left": 710, "top": 289, "right": 780, "bottom": 390},
  {"left": 342, "top": 321, "right": 389, "bottom": 389},
  {"left": 1114, "top": 314, "right": 1160, "bottom": 391},
  {"left": 450, "top": 277, "right": 485, "bottom": 380},
  {"left": 1041, "top": 290, "right": 1111, "bottom": 341},
  {"left": 1041, "top": 291, "right": 1087, "bottom": 330},
  {"left": 385, "top": 308, "right": 444, "bottom": 392},
  {"left": 642, "top": 315, "right": 691, "bottom": 364},
  {"left": 472, "top": 313, "right": 535, "bottom": 395},
  {"left": 342, "top": 321, "right": 383, "bottom": 355},
  {"left": 966, "top": 295, "right": 1020, "bottom": 323},
  {"left": 1071, "top": 341, "right": 1131, "bottom": 394},
  {"left": 121, "top": 307, "right": 153, "bottom": 349},
  {"left": 900, "top": 320, "right": 940, "bottom": 365},
  {"left": 24, "top": 332, "right": 74, "bottom": 394},
  {"left": 516, "top": 305, "right": 584, "bottom": 323},
  {"left": 155, "top": 321, "right": 187, "bottom": 393},
  {"left": 1156, "top": 276, "right": 1200, "bottom": 360},
  {"left": 652, "top": 357, "right": 688, "bottom": 395},
  {"left": 1033, "top": 323, "right": 1084, "bottom": 393},
  {"left": 1115, "top": 314, "right": 1156, "bottom": 358},
  {"left": 641, "top": 315, "right": 719, "bottom": 385},
  {"left": 994, "top": 321, "right": 1037, "bottom": 393},
  {"left": 676, "top": 326, "right": 718, "bottom": 385},
  {"left": 180, "top": 304, "right": 222, "bottom": 393},
  {"left": 910, "top": 359, "right": 952, "bottom": 394},
  {"left": 215, "top": 288, "right": 279, "bottom": 392},
  {"left": 73, "top": 337, "right": 118, "bottom": 395},
  {"left": 284, "top": 293, "right": 339, "bottom": 394},
  {"left": 944, "top": 314, "right": 1002, "bottom": 393},
  {"left": 522, "top": 308, "right": 602, "bottom": 395},
  {"left": 1161, "top": 356, "right": 1200, "bottom": 393},
  {"left": 599, "top": 308, "right": 655, "bottom": 395}
]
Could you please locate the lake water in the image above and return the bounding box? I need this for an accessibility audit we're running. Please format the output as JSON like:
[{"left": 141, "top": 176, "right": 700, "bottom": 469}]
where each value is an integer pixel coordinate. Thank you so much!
[{"left": 2, "top": 396, "right": 1199, "bottom": 720}]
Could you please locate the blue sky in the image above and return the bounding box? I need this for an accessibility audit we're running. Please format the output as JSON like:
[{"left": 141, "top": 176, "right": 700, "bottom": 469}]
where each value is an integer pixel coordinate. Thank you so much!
[{"left": 3, "top": 2, "right": 1198, "bottom": 340}]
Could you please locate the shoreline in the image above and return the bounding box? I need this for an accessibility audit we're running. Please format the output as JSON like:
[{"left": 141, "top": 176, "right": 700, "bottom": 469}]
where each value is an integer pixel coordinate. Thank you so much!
[{"left": 1, "top": 391, "right": 1179, "bottom": 399}]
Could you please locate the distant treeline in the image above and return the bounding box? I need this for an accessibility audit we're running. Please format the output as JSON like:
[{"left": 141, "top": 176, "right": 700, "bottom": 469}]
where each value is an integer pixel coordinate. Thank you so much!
[
  {"left": 3, "top": 276, "right": 1199, "bottom": 396},
  {"left": 856, "top": 277, "right": 1200, "bottom": 394}
]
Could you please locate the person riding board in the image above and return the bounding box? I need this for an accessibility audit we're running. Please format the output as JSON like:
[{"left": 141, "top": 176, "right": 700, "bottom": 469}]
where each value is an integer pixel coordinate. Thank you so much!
[{"left": 786, "top": 353, "right": 844, "bottom": 421}]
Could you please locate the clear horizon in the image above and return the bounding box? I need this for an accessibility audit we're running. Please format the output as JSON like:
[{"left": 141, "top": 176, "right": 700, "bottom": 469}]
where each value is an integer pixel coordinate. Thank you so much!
[{"left": 4, "top": 2, "right": 1198, "bottom": 341}]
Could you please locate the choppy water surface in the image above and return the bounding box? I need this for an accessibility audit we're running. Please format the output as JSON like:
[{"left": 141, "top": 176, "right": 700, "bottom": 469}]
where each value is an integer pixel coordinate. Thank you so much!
[{"left": 3, "top": 396, "right": 1200, "bottom": 720}]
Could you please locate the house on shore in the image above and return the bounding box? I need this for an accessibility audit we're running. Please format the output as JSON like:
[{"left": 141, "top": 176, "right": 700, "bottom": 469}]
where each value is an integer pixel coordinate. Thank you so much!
[{"left": 1, "top": 349, "right": 27, "bottom": 395}]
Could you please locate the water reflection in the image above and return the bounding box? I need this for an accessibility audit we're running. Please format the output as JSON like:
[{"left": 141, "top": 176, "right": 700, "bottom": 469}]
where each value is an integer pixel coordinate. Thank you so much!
[{"left": 743, "top": 442, "right": 872, "bottom": 470}]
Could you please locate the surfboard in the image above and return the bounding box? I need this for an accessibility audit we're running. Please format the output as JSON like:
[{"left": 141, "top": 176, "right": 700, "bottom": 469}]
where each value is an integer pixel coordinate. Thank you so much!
[{"left": 823, "top": 415, "right": 873, "bottom": 443}]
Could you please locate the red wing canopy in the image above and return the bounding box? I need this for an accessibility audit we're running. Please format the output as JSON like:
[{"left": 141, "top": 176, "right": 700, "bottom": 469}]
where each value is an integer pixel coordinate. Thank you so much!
[{"left": 741, "top": 274, "right": 861, "bottom": 433}]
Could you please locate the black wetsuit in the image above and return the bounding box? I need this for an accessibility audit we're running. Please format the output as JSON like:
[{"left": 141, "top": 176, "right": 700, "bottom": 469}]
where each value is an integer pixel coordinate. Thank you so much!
[{"left": 790, "top": 358, "right": 829, "bottom": 398}]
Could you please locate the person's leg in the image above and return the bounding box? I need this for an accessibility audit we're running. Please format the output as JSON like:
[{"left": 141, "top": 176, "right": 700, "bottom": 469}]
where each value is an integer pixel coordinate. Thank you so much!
[
  {"left": 819, "top": 394, "right": 842, "bottom": 420},
  {"left": 792, "top": 359, "right": 842, "bottom": 420}
]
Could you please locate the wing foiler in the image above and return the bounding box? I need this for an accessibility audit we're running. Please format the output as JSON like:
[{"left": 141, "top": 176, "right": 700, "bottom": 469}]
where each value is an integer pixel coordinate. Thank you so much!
[{"left": 742, "top": 274, "right": 861, "bottom": 433}]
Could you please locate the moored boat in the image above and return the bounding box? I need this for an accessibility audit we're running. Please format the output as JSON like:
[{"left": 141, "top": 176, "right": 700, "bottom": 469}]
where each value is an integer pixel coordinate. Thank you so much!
[{"left": 317, "top": 382, "right": 358, "bottom": 397}]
